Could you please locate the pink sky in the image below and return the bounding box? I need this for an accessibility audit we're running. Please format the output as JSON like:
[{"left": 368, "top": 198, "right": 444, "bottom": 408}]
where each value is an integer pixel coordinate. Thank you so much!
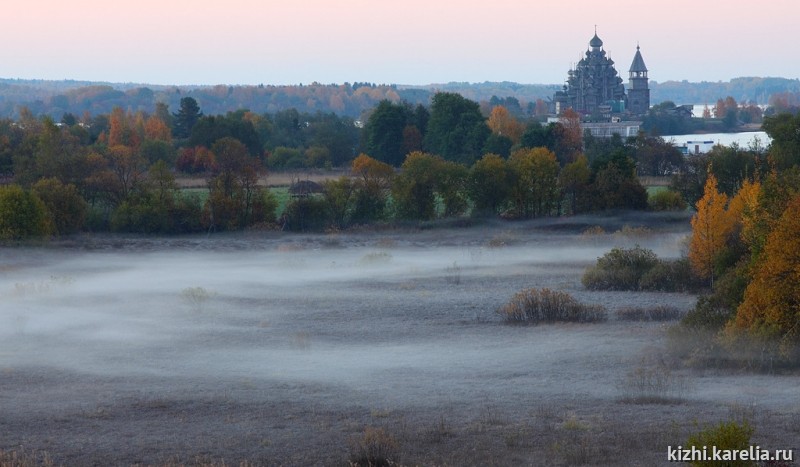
[{"left": 1, "top": 0, "right": 794, "bottom": 85}]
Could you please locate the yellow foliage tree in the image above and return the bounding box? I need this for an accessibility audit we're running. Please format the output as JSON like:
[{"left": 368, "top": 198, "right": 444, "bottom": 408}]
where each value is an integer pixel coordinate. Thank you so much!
[
  {"left": 487, "top": 105, "right": 523, "bottom": 144},
  {"left": 508, "top": 147, "right": 559, "bottom": 218},
  {"left": 732, "top": 195, "right": 800, "bottom": 345},
  {"left": 689, "top": 173, "right": 733, "bottom": 283},
  {"left": 351, "top": 153, "right": 394, "bottom": 190},
  {"left": 727, "top": 178, "right": 762, "bottom": 251}
]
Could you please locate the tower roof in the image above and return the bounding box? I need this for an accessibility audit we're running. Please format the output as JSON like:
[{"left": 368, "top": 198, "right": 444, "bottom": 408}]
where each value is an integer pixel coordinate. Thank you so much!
[{"left": 629, "top": 45, "right": 648, "bottom": 73}]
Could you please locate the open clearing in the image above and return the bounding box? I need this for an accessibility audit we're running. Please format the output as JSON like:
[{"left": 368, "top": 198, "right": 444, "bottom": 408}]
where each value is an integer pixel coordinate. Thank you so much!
[{"left": 1, "top": 213, "right": 798, "bottom": 466}]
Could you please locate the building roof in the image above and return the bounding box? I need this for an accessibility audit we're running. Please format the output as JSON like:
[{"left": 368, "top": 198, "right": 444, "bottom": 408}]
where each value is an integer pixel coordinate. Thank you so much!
[{"left": 629, "top": 45, "right": 648, "bottom": 73}]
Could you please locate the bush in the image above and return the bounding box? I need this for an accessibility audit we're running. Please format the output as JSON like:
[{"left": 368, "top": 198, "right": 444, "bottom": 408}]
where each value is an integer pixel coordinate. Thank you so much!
[
  {"left": 618, "top": 358, "right": 690, "bottom": 403},
  {"left": 32, "top": 178, "right": 88, "bottom": 235},
  {"left": 582, "top": 246, "right": 659, "bottom": 291},
  {"left": 684, "top": 420, "right": 754, "bottom": 467},
  {"left": 617, "top": 305, "right": 684, "bottom": 322},
  {"left": 497, "top": 288, "right": 607, "bottom": 324},
  {"left": 648, "top": 189, "right": 688, "bottom": 211},
  {"left": 640, "top": 258, "right": 702, "bottom": 292},
  {"left": 682, "top": 296, "right": 737, "bottom": 331},
  {"left": 681, "top": 267, "right": 746, "bottom": 331},
  {"left": 0, "top": 185, "right": 52, "bottom": 240}
]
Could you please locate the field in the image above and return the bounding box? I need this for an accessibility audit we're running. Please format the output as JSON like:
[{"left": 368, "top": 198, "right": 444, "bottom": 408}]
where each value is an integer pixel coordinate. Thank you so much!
[{"left": 1, "top": 212, "right": 798, "bottom": 466}]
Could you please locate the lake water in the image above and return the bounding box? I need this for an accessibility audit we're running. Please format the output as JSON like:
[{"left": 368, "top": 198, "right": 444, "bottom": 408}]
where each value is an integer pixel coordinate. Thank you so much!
[
  {"left": 660, "top": 104, "right": 772, "bottom": 151},
  {"left": 662, "top": 131, "right": 770, "bottom": 151}
]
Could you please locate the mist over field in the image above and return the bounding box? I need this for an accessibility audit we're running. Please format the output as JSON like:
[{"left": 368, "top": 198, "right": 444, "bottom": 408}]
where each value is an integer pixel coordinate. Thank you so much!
[{"left": 2, "top": 215, "right": 798, "bottom": 465}]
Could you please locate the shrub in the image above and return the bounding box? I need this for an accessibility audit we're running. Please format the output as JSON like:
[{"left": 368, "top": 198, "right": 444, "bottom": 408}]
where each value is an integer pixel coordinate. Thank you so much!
[
  {"left": 617, "top": 305, "right": 684, "bottom": 322},
  {"left": 682, "top": 296, "right": 737, "bottom": 331},
  {"left": 444, "top": 261, "right": 462, "bottom": 285},
  {"left": 612, "top": 225, "right": 653, "bottom": 239},
  {"left": 181, "top": 287, "right": 214, "bottom": 312},
  {"left": 582, "top": 246, "right": 659, "bottom": 291},
  {"left": 32, "top": 178, "right": 88, "bottom": 235},
  {"left": 349, "top": 426, "right": 399, "bottom": 467},
  {"left": 640, "top": 258, "right": 702, "bottom": 292},
  {"left": 0, "top": 184, "right": 52, "bottom": 240},
  {"left": 497, "top": 288, "right": 607, "bottom": 324},
  {"left": 268, "top": 146, "right": 303, "bottom": 169},
  {"left": 618, "top": 359, "right": 690, "bottom": 403},
  {"left": 648, "top": 189, "right": 688, "bottom": 211},
  {"left": 581, "top": 225, "right": 606, "bottom": 236},
  {"left": 684, "top": 420, "right": 753, "bottom": 467}
]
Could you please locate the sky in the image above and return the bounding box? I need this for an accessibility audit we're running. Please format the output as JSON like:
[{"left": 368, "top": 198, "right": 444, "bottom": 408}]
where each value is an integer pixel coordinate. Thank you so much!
[{"left": 0, "top": 0, "right": 794, "bottom": 86}]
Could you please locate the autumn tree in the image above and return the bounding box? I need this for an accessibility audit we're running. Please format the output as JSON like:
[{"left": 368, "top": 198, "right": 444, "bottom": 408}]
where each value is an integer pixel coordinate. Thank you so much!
[
  {"left": 435, "top": 159, "right": 469, "bottom": 217},
  {"left": 468, "top": 153, "right": 512, "bottom": 215},
  {"left": 553, "top": 108, "right": 583, "bottom": 164},
  {"left": 0, "top": 185, "right": 51, "bottom": 240},
  {"left": 106, "top": 145, "right": 146, "bottom": 203},
  {"left": 392, "top": 151, "right": 440, "bottom": 220},
  {"left": 732, "top": 195, "right": 800, "bottom": 346},
  {"left": 508, "top": 147, "right": 560, "bottom": 218},
  {"left": 322, "top": 177, "right": 355, "bottom": 228},
  {"left": 689, "top": 173, "right": 733, "bottom": 284},
  {"left": 108, "top": 107, "right": 141, "bottom": 148},
  {"left": 32, "top": 178, "right": 88, "bottom": 235},
  {"left": 144, "top": 115, "right": 172, "bottom": 142},
  {"left": 350, "top": 153, "right": 394, "bottom": 222},
  {"left": 558, "top": 155, "right": 591, "bottom": 215},
  {"left": 487, "top": 105, "right": 524, "bottom": 144},
  {"left": 204, "top": 137, "right": 273, "bottom": 230}
]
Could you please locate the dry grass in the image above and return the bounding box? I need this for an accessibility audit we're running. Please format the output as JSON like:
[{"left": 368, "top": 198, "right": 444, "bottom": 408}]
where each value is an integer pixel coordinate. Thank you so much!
[
  {"left": 0, "top": 448, "right": 54, "bottom": 467},
  {"left": 486, "top": 230, "right": 516, "bottom": 248},
  {"left": 180, "top": 287, "right": 214, "bottom": 312},
  {"left": 444, "top": 261, "right": 462, "bottom": 285},
  {"left": 348, "top": 426, "right": 400, "bottom": 467}
]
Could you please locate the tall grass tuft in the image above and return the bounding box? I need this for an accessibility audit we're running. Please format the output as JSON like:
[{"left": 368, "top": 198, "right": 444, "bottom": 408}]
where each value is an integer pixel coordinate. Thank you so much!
[
  {"left": 497, "top": 288, "right": 607, "bottom": 324},
  {"left": 348, "top": 426, "right": 399, "bottom": 467}
]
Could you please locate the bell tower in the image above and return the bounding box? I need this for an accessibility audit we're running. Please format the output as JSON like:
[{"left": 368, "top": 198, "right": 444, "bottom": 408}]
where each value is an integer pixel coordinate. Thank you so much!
[{"left": 627, "top": 44, "right": 650, "bottom": 115}]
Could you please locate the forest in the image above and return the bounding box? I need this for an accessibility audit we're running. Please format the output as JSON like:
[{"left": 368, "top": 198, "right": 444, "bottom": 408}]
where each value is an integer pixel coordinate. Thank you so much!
[{"left": 1, "top": 89, "right": 797, "bottom": 237}]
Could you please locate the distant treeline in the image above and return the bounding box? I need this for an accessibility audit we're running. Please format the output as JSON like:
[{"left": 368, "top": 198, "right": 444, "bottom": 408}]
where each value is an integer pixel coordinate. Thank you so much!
[{"left": 3, "top": 77, "right": 800, "bottom": 120}]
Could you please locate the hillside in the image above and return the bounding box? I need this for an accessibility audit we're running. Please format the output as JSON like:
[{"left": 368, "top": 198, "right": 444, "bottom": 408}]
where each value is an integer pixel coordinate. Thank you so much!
[{"left": 2, "top": 77, "right": 799, "bottom": 119}]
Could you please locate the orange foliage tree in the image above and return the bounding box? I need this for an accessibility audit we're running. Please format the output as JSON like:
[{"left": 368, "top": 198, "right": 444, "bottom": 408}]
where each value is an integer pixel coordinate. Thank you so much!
[
  {"left": 688, "top": 173, "right": 733, "bottom": 284},
  {"left": 144, "top": 116, "right": 172, "bottom": 142},
  {"left": 732, "top": 195, "right": 800, "bottom": 345}
]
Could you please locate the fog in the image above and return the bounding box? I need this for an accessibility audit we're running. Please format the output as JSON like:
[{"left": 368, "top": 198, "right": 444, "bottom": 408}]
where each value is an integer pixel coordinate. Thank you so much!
[{"left": 2, "top": 217, "right": 798, "bottom": 464}]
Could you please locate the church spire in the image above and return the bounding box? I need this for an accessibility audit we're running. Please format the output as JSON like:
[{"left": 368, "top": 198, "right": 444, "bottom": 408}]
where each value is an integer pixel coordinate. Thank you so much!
[{"left": 629, "top": 44, "right": 648, "bottom": 76}]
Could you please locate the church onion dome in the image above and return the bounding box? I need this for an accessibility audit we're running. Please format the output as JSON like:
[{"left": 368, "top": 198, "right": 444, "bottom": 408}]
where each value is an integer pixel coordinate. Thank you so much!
[
  {"left": 629, "top": 45, "right": 648, "bottom": 73},
  {"left": 589, "top": 33, "right": 603, "bottom": 48}
]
